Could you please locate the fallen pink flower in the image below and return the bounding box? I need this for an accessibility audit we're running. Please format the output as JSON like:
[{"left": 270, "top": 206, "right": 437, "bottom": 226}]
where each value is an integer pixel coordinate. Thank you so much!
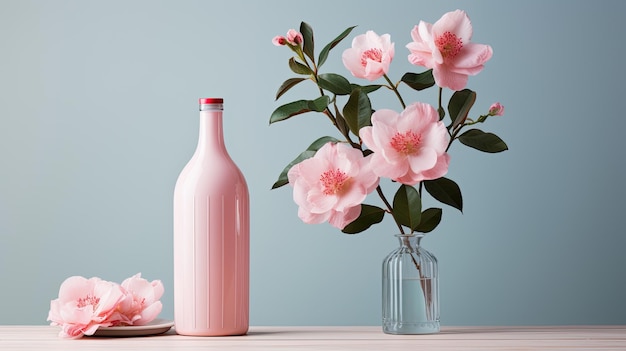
[
  {"left": 116, "top": 273, "right": 164, "bottom": 326},
  {"left": 47, "top": 276, "right": 125, "bottom": 339}
]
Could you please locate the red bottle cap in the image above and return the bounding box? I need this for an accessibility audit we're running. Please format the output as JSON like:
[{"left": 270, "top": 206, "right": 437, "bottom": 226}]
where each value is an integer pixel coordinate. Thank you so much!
[{"left": 199, "top": 98, "right": 223, "bottom": 104}]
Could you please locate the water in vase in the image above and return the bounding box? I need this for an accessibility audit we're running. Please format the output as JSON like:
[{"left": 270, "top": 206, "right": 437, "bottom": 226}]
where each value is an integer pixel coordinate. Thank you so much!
[{"left": 383, "top": 277, "right": 439, "bottom": 334}]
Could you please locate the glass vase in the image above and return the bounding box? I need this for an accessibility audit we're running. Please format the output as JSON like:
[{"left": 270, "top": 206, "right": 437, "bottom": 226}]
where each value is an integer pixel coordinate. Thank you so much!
[{"left": 382, "top": 234, "right": 440, "bottom": 334}]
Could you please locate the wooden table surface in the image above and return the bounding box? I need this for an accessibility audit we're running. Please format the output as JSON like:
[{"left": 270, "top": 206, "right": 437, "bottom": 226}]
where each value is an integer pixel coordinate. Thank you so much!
[{"left": 1, "top": 325, "right": 625, "bottom": 350}]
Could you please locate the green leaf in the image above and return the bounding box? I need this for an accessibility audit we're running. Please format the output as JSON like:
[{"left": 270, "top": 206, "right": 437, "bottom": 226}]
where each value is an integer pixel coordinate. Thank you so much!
[
  {"left": 448, "top": 89, "right": 476, "bottom": 129},
  {"left": 438, "top": 106, "right": 446, "bottom": 121},
  {"left": 415, "top": 208, "right": 442, "bottom": 233},
  {"left": 318, "top": 73, "right": 352, "bottom": 95},
  {"left": 289, "top": 57, "right": 313, "bottom": 75},
  {"left": 305, "top": 135, "right": 339, "bottom": 151},
  {"left": 318, "top": 26, "right": 356, "bottom": 67},
  {"left": 275, "top": 77, "right": 307, "bottom": 100},
  {"left": 401, "top": 70, "right": 435, "bottom": 91},
  {"left": 309, "top": 95, "right": 331, "bottom": 112},
  {"left": 342, "top": 204, "right": 385, "bottom": 234},
  {"left": 271, "top": 150, "right": 314, "bottom": 189},
  {"left": 424, "top": 177, "right": 463, "bottom": 212},
  {"left": 270, "top": 100, "right": 310, "bottom": 124},
  {"left": 333, "top": 103, "right": 349, "bottom": 137},
  {"left": 392, "top": 185, "right": 422, "bottom": 231},
  {"left": 269, "top": 95, "right": 330, "bottom": 124},
  {"left": 271, "top": 136, "right": 340, "bottom": 189},
  {"left": 300, "top": 22, "right": 315, "bottom": 62},
  {"left": 342, "top": 88, "right": 372, "bottom": 137},
  {"left": 458, "top": 129, "right": 509, "bottom": 153},
  {"left": 350, "top": 84, "right": 382, "bottom": 94}
]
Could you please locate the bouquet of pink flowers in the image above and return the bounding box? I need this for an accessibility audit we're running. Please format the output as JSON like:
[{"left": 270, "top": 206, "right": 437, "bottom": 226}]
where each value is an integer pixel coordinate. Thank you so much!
[
  {"left": 270, "top": 10, "right": 507, "bottom": 234},
  {"left": 47, "top": 273, "right": 164, "bottom": 339}
]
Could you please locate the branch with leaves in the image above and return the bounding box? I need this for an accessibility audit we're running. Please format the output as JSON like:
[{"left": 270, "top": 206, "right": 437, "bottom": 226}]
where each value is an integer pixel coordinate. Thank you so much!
[{"left": 270, "top": 15, "right": 507, "bottom": 236}]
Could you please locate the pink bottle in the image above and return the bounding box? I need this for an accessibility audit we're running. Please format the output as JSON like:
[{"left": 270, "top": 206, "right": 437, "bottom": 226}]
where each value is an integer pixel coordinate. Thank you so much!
[{"left": 173, "top": 98, "right": 250, "bottom": 336}]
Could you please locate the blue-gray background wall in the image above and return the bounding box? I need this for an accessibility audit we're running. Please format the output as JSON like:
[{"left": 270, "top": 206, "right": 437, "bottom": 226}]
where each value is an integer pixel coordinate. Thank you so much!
[{"left": 1, "top": 0, "right": 624, "bottom": 326}]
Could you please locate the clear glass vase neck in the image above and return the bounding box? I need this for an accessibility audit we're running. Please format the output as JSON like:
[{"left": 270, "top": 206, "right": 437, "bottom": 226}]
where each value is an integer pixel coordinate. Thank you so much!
[{"left": 395, "top": 234, "right": 424, "bottom": 248}]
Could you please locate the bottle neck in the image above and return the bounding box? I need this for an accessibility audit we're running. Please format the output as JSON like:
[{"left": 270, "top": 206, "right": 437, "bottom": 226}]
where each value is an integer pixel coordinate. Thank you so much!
[
  {"left": 196, "top": 109, "right": 226, "bottom": 155},
  {"left": 396, "top": 234, "right": 423, "bottom": 249}
]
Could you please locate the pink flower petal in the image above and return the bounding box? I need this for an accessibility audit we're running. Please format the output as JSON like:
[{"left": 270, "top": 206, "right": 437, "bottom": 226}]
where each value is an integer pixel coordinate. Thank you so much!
[
  {"left": 408, "top": 148, "right": 438, "bottom": 173},
  {"left": 397, "top": 103, "right": 436, "bottom": 131},
  {"left": 308, "top": 190, "right": 338, "bottom": 213},
  {"left": 151, "top": 280, "right": 165, "bottom": 301},
  {"left": 122, "top": 274, "right": 155, "bottom": 301},
  {"left": 93, "top": 281, "right": 125, "bottom": 314},
  {"left": 421, "top": 153, "right": 450, "bottom": 180},
  {"left": 432, "top": 66, "right": 469, "bottom": 92},
  {"left": 432, "top": 9, "right": 473, "bottom": 42},
  {"left": 379, "top": 155, "right": 411, "bottom": 181},
  {"left": 333, "top": 186, "right": 366, "bottom": 212},
  {"left": 291, "top": 158, "right": 328, "bottom": 186},
  {"left": 132, "top": 301, "right": 162, "bottom": 326},
  {"left": 359, "top": 126, "right": 375, "bottom": 150},
  {"left": 59, "top": 302, "right": 94, "bottom": 325},
  {"left": 342, "top": 48, "right": 366, "bottom": 77},
  {"left": 82, "top": 323, "right": 101, "bottom": 336},
  {"left": 453, "top": 43, "right": 493, "bottom": 73},
  {"left": 57, "top": 276, "right": 95, "bottom": 303},
  {"left": 328, "top": 206, "right": 361, "bottom": 229},
  {"left": 298, "top": 206, "right": 329, "bottom": 224}
]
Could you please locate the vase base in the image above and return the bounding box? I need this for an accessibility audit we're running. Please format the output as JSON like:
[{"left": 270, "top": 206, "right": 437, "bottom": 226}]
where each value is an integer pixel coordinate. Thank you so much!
[{"left": 383, "top": 321, "right": 440, "bottom": 335}]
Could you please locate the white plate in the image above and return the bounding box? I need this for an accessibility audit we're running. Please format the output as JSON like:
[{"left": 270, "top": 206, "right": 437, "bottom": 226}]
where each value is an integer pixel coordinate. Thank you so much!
[{"left": 92, "top": 319, "right": 174, "bottom": 337}]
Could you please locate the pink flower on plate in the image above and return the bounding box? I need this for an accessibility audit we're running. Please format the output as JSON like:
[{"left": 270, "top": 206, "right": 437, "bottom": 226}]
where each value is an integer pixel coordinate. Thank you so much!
[
  {"left": 342, "top": 30, "right": 395, "bottom": 81},
  {"left": 488, "top": 102, "right": 505, "bottom": 116},
  {"left": 406, "top": 10, "right": 493, "bottom": 91},
  {"left": 116, "top": 273, "right": 164, "bottom": 326},
  {"left": 47, "top": 276, "right": 125, "bottom": 339},
  {"left": 360, "top": 102, "right": 450, "bottom": 185},
  {"left": 288, "top": 142, "right": 379, "bottom": 229}
]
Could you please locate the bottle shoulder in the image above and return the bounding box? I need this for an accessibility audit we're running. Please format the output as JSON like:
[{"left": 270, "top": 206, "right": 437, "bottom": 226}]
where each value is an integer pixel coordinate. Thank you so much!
[{"left": 175, "top": 156, "right": 248, "bottom": 192}]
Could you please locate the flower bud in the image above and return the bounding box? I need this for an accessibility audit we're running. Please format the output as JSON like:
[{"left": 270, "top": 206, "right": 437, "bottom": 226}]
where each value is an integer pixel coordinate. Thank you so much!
[
  {"left": 286, "top": 29, "right": 303, "bottom": 46},
  {"left": 272, "top": 35, "right": 287, "bottom": 46},
  {"left": 488, "top": 102, "right": 505, "bottom": 116}
]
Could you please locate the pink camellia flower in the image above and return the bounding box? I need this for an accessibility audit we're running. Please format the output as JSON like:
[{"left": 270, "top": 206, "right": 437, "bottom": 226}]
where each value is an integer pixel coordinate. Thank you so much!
[
  {"left": 488, "top": 102, "right": 505, "bottom": 116},
  {"left": 406, "top": 10, "right": 493, "bottom": 91},
  {"left": 360, "top": 102, "right": 450, "bottom": 185},
  {"left": 116, "top": 273, "right": 164, "bottom": 326},
  {"left": 47, "top": 276, "right": 125, "bottom": 339},
  {"left": 288, "top": 142, "right": 379, "bottom": 229},
  {"left": 342, "top": 30, "right": 395, "bottom": 81}
]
